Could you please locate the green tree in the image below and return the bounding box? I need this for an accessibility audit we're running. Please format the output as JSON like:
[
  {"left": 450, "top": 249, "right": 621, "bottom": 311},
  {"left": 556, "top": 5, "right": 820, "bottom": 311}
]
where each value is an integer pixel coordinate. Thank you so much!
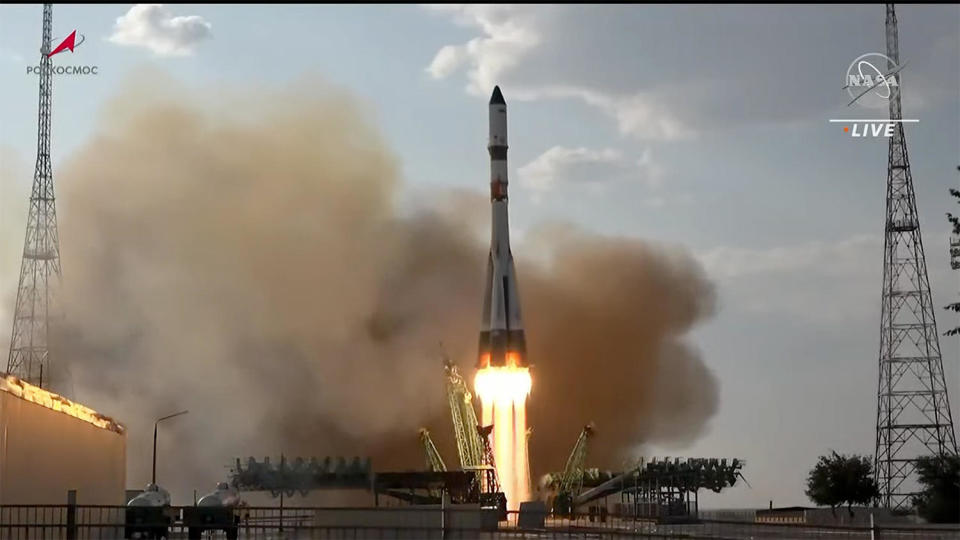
[
  {"left": 912, "top": 454, "right": 960, "bottom": 523},
  {"left": 805, "top": 452, "right": 879, "bottom": 517},
  {"left": 946, "top": 184, "right": 960, "bottom": 336}
]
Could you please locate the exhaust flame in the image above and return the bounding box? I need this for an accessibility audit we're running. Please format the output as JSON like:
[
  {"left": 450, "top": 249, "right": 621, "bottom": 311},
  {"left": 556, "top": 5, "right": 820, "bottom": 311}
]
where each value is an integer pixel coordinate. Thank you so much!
[{"left": 475, "top": 366, "right": 532, "bottom": 510}]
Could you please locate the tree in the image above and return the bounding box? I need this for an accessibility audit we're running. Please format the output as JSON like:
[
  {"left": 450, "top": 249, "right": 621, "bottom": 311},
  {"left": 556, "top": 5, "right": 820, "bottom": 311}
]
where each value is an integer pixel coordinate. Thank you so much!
[
  {"left": 805, "top": 452, "right": 880, "bottom": 517},
  {"left": 912, "top": 454, "right": 960, "bottom": 523},
  {"left": 946, "top": 179, "right": 959, "bottom": 337}
]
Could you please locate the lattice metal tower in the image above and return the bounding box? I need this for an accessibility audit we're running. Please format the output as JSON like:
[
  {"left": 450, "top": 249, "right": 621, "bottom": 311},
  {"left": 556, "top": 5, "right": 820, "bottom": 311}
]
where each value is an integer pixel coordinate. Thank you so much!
[
  {"left": 6, "top": 3, "right": 63, "bottom": 388},
  {"left": 874, "top": 3, "right": 958, "bottom": 510}
]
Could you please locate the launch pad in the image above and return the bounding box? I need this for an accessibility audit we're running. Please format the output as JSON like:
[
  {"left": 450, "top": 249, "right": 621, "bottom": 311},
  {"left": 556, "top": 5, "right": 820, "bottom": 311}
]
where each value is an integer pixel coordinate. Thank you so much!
[{"left": 403, "top": 87, "right": 749, "bottom": 520}]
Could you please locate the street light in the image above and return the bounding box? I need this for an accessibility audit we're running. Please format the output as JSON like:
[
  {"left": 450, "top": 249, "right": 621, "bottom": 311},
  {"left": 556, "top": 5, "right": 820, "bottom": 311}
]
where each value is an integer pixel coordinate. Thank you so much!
[{"left": 152, "top": 410, "right": 189, "bottom": 485}]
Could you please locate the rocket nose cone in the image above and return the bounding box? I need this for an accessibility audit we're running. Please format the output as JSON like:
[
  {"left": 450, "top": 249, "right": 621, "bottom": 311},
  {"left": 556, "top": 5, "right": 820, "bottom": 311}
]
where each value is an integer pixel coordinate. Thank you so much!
[{"left": 489, "top": 85, "right": 505, "bottom": 105}]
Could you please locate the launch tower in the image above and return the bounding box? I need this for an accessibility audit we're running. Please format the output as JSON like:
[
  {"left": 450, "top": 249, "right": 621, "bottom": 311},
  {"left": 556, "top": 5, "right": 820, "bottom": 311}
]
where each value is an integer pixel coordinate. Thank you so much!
[
  {"left": 6, "top": 3, "right": 63, "bottom": 389},
  {"left": 873, "top": 3, "right": 957, "bottom": 510}
]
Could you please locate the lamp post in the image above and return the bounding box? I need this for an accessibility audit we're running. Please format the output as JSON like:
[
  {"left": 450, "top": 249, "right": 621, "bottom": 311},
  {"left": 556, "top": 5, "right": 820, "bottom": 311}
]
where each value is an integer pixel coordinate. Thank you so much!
[{"left": 152, "top": 410, "right": 188, "bottom": 485}]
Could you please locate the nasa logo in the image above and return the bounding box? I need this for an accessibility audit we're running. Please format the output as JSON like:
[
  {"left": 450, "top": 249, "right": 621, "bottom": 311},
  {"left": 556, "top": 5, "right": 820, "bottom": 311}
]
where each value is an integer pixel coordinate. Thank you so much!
[
  {"left": 828, "top": 52, "right": 918, "bottom": 138},
  {"left": 844, "top": 52, "right": 903, "bottom": 108}
]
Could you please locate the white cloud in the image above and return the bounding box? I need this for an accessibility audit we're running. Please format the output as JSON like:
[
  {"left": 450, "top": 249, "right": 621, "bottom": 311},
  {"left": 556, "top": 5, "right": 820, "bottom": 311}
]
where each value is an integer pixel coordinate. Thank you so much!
[
  {"left": 424, "top": 5, "right": 539, "bottom": 90},
  {"left": 698, "top": 234, "right": 882, "bottom": 280},
  {"left": 595, "top": 92, "right": 693, "bottom": 142},
  {"left": 696, "top": 228, "right": 957, "bottom": 328},
  {"left": 516, "top": 146, "right": 661, "bottom": 196},
  {"left": 696, "top": 234, "right": 884, "bottom": 321},
  {"left": 520, "top": 85, "right": 693, "bottom": 142},
  {"left": 424, "top": 5, "right": 690, "bottom": 141},
  {"left": 424, "top": 5, "right": 959, "bottom": 141},
  {"left": 108, "top": 4, "right": 212, "bottom": 57},
  {"left": 426, "top": 45, "right": 466, "bottom": 79},
  {"left": 697, "top": 234, "right": 879, "bottom": 281}
]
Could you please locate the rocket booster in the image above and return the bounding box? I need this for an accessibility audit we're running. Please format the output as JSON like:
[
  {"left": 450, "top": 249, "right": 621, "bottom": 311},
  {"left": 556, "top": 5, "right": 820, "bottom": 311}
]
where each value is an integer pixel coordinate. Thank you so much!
[{"left": 478, "top": 86, "right": 528, "bottom": 369}]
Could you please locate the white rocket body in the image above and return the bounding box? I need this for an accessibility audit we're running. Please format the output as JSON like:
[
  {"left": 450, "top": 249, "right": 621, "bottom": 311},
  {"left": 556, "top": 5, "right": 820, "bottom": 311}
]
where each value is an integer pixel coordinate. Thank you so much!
[{"left": 478, "top": 86, "right": 527, "bottom": 369}]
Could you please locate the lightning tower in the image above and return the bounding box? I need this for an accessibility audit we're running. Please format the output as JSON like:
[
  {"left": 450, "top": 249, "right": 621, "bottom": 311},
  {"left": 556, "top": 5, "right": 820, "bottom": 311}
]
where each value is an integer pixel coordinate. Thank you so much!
[
  {"left": 6, "top": 3, "right": 63, "bottom": 388},
  {"left": 874, "top": 3, "right": 957, "bottom": 509}
]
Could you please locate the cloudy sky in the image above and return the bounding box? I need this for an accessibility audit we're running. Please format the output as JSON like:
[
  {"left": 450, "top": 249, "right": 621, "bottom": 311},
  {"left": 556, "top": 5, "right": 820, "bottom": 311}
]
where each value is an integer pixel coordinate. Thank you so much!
[{"left": 0, "top": 4, "right": 957, "bottom": 508}]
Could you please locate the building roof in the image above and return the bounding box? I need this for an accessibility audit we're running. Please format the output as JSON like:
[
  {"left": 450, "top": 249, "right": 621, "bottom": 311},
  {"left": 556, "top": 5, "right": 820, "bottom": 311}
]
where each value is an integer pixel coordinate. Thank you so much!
[
  {"left": 757, "top": 506, "right": 809, "bottom": 513},
  {"left": 0, "top": 373, "right": 125, "bottom": 434}
]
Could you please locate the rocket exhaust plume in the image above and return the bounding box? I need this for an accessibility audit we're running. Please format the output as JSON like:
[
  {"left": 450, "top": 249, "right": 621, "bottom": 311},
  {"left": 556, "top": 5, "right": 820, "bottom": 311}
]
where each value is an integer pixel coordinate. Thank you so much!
[
  {"left": 22, "top": 72, "right": 718, "bottom": 500},
  {"left": 475, "top": 86, "right": 531, "bottom": 509}
]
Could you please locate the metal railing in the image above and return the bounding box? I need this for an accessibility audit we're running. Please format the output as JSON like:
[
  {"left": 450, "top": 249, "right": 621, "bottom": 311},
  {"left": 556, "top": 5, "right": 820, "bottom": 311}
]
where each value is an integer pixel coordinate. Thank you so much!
[{"left": 0, "top": 505, "right": 957, "bottom": 539}]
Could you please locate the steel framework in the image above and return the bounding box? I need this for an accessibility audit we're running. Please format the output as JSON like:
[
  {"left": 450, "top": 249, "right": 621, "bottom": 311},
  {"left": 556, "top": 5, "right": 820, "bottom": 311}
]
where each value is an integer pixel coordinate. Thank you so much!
[
  {"left": 419, "top": 428, "right": 447, "bottom": 473},
  {"left": 574, "top": 457, "right": 744, "bottom": 519},
  {"left": 443, "top": 354, "right": 485, "bottom": 470},
  {"left": 874, "top": 3, "right": 958, "bottom": 510},
  {"left": 6, "top": 3, "right": 63, "bottom": 388},
  {"left": 551, "top": 423, "right": 594, "bottom": 516},
  {"left": 442, "top": 353, "right": 501, "bottom": 497},
  {"left": 476, "top": 424, "right": 502, "bottom": 494},
  {"left": 230, "top": 456, "right": 372, "bottom": 497}
]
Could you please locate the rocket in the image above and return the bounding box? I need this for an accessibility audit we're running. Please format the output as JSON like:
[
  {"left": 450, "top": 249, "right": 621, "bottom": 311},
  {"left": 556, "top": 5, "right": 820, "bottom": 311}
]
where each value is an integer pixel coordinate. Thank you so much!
[{"left": 478, "top": 86, "right": 528, "bottom": 370}]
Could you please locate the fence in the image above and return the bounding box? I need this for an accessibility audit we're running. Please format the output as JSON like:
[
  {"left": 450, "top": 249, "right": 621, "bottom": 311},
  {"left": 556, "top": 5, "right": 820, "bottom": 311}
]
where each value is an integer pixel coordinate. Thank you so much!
[{"left": 0, "top": 505, "right": 958, "bottom": 539}]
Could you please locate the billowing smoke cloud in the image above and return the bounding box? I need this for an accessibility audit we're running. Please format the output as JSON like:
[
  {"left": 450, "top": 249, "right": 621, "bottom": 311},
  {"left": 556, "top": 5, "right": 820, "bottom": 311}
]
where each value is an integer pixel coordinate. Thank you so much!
[
  {"left": 47, "top": 75, "right": 717, "bottom": 501},
  {"left": 522, "top": 227, "right": 718, "bottom": 473}
]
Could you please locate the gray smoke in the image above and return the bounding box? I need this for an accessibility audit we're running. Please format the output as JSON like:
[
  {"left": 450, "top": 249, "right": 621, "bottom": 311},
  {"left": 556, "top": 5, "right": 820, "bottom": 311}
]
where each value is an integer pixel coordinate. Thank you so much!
[{"left": 42, "top": 74, "right": 717, "bottom": 501}]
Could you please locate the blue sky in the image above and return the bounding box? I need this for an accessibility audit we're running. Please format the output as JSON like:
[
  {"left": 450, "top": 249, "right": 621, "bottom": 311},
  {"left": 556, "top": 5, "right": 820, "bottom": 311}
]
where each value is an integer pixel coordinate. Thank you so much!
[{"left": 0, "top": 4, "right": 958, "bottom": 508}]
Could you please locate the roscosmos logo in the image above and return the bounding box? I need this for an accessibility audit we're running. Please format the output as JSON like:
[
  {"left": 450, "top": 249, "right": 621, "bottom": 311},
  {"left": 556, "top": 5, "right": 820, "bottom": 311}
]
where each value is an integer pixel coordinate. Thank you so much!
[
  {"left": 26, "top": 28, "right": 99, "bottom": 76},
  {"left": 48, "top": 30, "right": 86, "bottom": 57}
]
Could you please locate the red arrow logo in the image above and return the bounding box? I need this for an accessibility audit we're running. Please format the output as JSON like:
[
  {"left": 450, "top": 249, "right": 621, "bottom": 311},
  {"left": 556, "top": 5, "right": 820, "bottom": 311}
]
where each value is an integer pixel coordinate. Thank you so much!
[{"left": 48, "top": 30, "right": 77, "bottom": 57}]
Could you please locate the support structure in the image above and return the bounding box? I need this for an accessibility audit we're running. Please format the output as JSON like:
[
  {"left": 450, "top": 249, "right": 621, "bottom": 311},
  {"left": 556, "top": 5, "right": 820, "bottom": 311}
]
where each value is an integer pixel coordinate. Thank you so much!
[
  {"left": 551, "top": 423, "right": 594, "bottom": 516},
  {"left": 419, "top": 428, "right": 447, "bottom": 473},
  {"left": 573, "top": 458, "right": 744, "bottom": 520},
  {"left": 874, "top": 3, "right": 958, "bottom": 510},
  {"left": 7, "top": 3, "right": 63, "bottom": 389},
  {"left": 230, "top": 456, "right": 372, "bottom": 497},
  {"left": 477, "top": 425, "right": 500, "bottom": 494},
  {"left": 442, "top": 354, "right": 500, "bottom": 496},
  {"left": 443, "top": 355, "right": 485, "bottom": 470}
]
